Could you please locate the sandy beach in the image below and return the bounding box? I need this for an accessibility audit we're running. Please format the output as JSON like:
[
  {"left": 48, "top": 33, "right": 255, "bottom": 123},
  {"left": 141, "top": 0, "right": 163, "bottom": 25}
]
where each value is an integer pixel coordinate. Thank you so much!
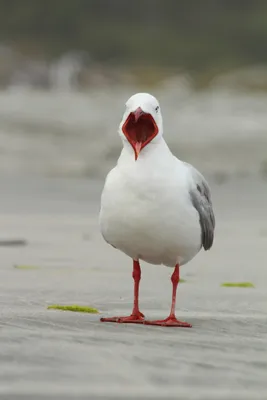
[{"left": 0, "top": 175, "right": 266, "bottom": 399}]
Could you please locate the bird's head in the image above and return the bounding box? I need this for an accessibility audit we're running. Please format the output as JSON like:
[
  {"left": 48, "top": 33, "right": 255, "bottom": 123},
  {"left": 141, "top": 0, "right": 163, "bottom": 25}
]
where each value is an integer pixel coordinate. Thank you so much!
[{"left": 119, "top": 93, "right": 163, "bottom": 160}]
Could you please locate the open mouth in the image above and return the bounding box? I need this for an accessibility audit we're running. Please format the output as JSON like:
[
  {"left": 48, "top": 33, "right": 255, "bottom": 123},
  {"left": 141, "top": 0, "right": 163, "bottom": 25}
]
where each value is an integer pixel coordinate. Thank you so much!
[{"left": 122, "top": 107, "right": 158, "bottom": 160}]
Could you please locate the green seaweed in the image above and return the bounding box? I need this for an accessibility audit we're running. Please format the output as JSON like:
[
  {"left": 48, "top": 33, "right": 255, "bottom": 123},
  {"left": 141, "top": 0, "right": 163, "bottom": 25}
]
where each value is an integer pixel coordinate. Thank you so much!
[
  {"left": 14, "top": 265, "right": 39, "bottom": 270},
  {"left": 221, "top": 282, "right": 255, "bottom": 288},
  {"left": 47, "top": 304, "right": 99, "bottom": 313},
  {"left": 179, "top": 279, "right": 187, "bottom": 283}
]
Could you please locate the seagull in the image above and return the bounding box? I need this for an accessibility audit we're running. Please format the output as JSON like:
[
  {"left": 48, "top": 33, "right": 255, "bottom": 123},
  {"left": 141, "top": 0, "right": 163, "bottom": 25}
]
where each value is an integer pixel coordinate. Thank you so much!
[{"left": 99, "top": 93, "right": 215, "bottom": 327}]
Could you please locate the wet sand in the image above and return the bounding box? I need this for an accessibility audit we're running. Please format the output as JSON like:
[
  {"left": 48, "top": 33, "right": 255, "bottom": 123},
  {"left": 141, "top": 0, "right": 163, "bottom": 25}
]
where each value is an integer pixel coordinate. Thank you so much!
[{"left": 0, "top": 176, "right": 267, "bottom": 399}]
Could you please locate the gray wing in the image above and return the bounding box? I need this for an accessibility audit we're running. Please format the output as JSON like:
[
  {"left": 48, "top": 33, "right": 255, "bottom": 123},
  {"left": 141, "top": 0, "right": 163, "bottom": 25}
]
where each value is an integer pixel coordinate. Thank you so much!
[{"left": 185, "top": 162, "right": 215, "bottom": 251}]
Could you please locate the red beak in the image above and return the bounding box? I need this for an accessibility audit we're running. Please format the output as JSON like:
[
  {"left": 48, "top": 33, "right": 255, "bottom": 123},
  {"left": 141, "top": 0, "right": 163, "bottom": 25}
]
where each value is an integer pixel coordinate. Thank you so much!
[
  {"left": 133, "top": 107, "right": 144, "bottom": 123},
  {"left": 132, "top": 108, "right": 144, "bottom": 159}
]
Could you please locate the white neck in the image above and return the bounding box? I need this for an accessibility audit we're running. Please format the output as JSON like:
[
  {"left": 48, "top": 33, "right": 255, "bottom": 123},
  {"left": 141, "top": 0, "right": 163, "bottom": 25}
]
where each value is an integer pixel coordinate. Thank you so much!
[{"left": 118, "top": 136, "right": 173, "bottom": 168}]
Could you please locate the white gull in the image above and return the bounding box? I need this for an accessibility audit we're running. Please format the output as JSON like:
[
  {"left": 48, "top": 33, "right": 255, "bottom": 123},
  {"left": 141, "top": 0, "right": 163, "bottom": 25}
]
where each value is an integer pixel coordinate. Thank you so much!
[{"left": 99, "top": 93, "right": 215, "bottom": 327}]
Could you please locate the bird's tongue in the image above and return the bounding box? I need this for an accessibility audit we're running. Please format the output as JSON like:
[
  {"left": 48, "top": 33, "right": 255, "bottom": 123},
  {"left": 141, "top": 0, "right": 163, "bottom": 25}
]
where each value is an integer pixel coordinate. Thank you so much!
[
  {"left": 129, "top": 117, "right": 154, "bottom": 160},
  {"left": 133, "top": 115, "right": 154, "bottom": 142},
  {"left": 125, "top": 115, "right": 155, "bottom": 143}
]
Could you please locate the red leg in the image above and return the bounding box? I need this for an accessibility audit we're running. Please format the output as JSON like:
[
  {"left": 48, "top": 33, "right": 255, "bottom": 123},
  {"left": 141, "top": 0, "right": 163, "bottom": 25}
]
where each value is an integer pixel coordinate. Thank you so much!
[
  {"left": 145, "top": 264, "right": 192, "bottom": 328},
  {"left": 100, "top": 260, "right": 145, "bottom": 324}
]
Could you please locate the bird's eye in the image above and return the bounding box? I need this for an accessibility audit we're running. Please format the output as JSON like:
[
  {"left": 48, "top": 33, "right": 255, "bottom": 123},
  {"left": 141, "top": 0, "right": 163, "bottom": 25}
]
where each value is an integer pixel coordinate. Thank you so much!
[{"left": 155, "top": 106, "right": 159, "bottom": 113}]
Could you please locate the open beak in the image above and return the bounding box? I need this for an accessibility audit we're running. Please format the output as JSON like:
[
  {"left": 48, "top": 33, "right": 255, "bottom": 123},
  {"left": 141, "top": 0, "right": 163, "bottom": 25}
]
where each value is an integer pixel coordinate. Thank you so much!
[{"left": 122, "top": 106, "right": 158, "bottom": 160}]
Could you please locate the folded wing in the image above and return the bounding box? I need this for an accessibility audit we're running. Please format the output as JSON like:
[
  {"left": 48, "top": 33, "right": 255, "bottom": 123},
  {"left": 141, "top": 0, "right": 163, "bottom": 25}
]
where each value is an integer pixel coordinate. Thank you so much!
[{"left": 185, "top": 162, "right": 215, "bottom": 251}]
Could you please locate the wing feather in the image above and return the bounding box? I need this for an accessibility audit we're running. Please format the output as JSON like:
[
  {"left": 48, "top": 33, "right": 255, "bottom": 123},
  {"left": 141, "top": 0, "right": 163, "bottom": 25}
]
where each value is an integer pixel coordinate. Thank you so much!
[{"left": 185, "top": 162, "right": 215, "bottom": 250}]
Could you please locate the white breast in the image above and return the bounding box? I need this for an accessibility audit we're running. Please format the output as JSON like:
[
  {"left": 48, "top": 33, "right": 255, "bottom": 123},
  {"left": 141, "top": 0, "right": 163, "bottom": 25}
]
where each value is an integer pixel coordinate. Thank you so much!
[{"left": 99, "top": 142, "right": 201, "bottom": 268}]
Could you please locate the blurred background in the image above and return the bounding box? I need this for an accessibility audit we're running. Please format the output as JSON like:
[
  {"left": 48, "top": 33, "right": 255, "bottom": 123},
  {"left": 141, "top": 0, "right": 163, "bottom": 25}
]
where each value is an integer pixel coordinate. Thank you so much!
[{"left": 1, "top": 0, "right": 267, "bottom": 180}]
